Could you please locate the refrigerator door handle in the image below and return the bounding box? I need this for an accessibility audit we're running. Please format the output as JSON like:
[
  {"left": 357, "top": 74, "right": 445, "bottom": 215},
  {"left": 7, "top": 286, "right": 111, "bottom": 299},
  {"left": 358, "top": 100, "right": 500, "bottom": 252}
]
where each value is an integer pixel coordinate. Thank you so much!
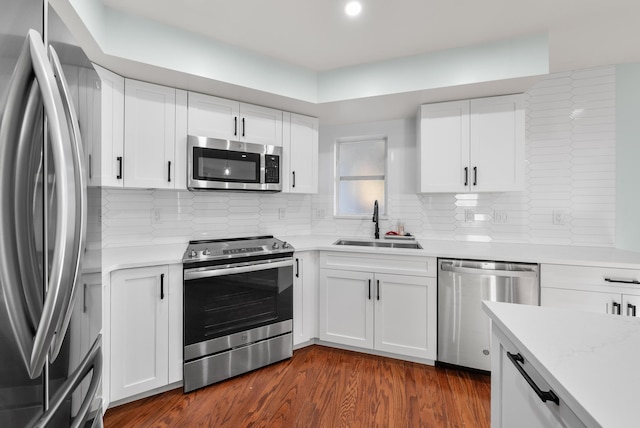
[
  {"left": 29, "top": 335, "right": 103, "bottom": 428},
  {"left": 0, "top": 29, "right": 78, "bottom": 378},
  {"left": 48, "top": 46, "right": 87, "bottom": 361}
]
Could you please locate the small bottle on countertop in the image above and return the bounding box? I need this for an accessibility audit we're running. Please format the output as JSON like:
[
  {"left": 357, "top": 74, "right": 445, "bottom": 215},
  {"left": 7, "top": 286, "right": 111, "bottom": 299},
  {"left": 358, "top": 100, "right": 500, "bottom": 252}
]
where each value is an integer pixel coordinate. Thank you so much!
[{"left": 397, "top": 221, "right": 404, "bottom": 236}]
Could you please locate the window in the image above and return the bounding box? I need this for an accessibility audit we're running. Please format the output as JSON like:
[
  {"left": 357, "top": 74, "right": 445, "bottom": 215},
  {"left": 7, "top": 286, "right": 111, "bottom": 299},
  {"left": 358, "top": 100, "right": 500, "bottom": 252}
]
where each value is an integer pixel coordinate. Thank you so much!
[{"left": 335, "top": 138, "right": 386, "bottom": 217}]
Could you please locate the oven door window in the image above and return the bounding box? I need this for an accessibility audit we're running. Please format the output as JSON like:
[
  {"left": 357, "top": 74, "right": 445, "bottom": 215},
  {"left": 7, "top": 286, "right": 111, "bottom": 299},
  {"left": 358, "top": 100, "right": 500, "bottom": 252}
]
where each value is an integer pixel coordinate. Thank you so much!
[
  {"left": 193, "top": 147, "right": 260, "bottom": 183},
  {"left": 184, "top": 265, "right": 293, "bottom": 347}
]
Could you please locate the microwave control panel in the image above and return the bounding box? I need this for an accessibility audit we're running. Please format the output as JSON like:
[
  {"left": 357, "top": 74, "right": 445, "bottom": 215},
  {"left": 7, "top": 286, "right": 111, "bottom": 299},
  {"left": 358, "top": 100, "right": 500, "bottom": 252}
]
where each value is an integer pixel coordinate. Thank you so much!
[{"left": 265, "top": 155, "right": 280, "bottom": 183}]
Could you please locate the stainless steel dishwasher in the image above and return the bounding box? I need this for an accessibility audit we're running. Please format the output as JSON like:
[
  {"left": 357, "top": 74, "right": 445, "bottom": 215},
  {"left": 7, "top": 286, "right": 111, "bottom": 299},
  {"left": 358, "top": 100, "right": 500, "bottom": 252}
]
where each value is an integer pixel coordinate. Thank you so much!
[{"left": 437, "top": 259, "right": 539, "bottom": 372}]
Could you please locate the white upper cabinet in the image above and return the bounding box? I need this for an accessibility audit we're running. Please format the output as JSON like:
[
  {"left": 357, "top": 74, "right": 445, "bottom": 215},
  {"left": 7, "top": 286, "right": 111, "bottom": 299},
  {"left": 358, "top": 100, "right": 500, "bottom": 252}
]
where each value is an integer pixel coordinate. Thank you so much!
[
  {"left": 88, "top": 64, "right": 125, "bottom": 187},
  {"left": 283, "top": 112, "right": 318, "bottom": 193},
  {"left": 124, "top": 79, "right": 176, "bottom": 189},
  {"left": 418, "top": 94, "right": 524, "bottom": 193},
  {"left": 187, "top": 92, "right": 283, "bottom": 146}
]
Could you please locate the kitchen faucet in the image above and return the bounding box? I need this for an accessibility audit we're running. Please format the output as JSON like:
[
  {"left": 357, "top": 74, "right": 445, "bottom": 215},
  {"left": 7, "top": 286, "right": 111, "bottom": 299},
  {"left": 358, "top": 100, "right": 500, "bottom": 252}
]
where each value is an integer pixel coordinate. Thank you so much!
[{"left": 372, "top": 200, "right": 380, "bottom": 239}]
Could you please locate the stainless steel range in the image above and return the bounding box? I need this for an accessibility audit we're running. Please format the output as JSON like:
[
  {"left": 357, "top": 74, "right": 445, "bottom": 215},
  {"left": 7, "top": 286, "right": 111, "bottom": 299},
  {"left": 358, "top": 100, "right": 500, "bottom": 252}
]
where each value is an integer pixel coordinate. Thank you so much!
[{"left": 182, "top": 236, "right": 294, "bottom": 392}]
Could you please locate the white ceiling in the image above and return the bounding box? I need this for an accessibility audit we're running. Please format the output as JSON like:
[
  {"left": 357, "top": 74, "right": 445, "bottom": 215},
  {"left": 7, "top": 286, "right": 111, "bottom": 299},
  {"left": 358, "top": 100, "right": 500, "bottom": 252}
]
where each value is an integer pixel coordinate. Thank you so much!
[{"left": 103, "top": 0, "right": 640, "bottom": 73}]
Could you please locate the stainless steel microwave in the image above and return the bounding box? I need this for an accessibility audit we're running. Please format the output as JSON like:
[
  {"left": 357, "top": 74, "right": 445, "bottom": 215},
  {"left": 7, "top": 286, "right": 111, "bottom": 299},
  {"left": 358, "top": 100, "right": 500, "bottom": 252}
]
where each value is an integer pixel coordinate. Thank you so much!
[{"left": 187, "top": 135, "right": 282, "bottom": 191}]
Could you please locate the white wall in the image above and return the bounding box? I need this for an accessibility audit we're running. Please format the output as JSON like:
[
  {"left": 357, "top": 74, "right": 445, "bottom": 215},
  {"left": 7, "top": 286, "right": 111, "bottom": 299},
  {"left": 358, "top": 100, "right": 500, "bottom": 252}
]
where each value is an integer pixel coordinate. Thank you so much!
[{"left": 615, "top": 64, "right": 640, "bottom": 251}]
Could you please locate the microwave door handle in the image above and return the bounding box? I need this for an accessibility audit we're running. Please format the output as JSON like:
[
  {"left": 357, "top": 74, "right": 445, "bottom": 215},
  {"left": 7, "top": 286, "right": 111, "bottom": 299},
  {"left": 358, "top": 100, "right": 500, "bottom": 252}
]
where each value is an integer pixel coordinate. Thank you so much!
[
  {"left": 48, "top": 46, "right": 87, "bottom": 361},
  {"left": 0, "top": 32, "right": 45, "bottom": 374}
]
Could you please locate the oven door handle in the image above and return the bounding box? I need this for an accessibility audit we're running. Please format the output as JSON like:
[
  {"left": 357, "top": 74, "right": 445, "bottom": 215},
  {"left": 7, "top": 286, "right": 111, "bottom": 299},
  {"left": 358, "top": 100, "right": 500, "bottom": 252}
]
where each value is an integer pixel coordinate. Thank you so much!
[{"left": 184, "top": 259, "right": 293, "bottom": 281}]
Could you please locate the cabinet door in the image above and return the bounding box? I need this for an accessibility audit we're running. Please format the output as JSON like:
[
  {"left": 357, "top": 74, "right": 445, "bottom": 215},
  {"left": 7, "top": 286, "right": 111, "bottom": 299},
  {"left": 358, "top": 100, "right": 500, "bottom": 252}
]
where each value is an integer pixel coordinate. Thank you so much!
[
  {"left": 124, "top": 79, "right": 175, "bottom": 189},
  {"left": 293, "top": 252, "right": 318, "bottom": 346},
  {"left": 239, "top": 103, "right": 283, "bottom": 146},
  {"left": 418, "top": 100, "right": 469, "bottom": 193},
  {"left": 167, "top": 264, "right": 184, "bottom": 383},
  {"left": 93, "top": 64, "right": 125, "bottom": 187},
  {"left": 69, "top": 273, "right": 102, "bottom": 414},
  {"left": 319, "top": 269, "right": 373, "bottom": 349},
  {"left": 541, "top": 287, "right": 621, "bottom": 315},
  {"left": 622, "top": 294, "right": 640, "bottom": 318},
  {"left": 284, "top": 113, "right": 318, "bottom": 194},
  {"left": 470, "top": 94, "right": 524, "bottom": 192},
  {"left": 374, "top": 274, "right": 436, "bottom": 359},
  {"left": 187, "top": 92, "right": 239, "bottom": 140},
  {"left": 494, "top": 336, "right": 573, "bottom": 428},
  {"left": 110, "top": 266, "right": 169, "bottom": 402}
]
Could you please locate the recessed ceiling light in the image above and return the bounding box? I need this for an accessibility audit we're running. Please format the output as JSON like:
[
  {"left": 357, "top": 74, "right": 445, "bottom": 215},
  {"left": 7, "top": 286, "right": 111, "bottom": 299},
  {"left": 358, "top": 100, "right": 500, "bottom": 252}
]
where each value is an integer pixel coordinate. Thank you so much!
[{"left": 345, "top": 1, "right": 362, "bottom": 17}]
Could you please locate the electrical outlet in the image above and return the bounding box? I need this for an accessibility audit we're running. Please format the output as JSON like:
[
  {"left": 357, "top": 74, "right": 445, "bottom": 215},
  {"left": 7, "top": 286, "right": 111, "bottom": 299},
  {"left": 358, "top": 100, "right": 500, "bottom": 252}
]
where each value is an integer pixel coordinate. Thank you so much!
[
  {"left": 150, "top": 209, "right": 161, "bottom": 224},
  {"left": 465, "top": 209, "right": 475, "bottom": 223},
  {"left": 279, "top": 208, "right": 287, "bottom": 220},
  {"left": 493, "top": 210, "right": 508, "bottom": 224},
  {"left": 316, "top": 209, "right": 325, "bottom": 219},
  {"left": 552, "top": 210, "right": 566, "bottom": 225}
]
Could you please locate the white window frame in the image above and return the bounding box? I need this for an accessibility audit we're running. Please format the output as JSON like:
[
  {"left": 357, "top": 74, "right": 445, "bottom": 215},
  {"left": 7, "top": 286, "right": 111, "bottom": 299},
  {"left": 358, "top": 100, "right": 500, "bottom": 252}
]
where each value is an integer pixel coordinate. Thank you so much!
[{"left": 334, "top": 136, "right": 388, "bottom": 218}]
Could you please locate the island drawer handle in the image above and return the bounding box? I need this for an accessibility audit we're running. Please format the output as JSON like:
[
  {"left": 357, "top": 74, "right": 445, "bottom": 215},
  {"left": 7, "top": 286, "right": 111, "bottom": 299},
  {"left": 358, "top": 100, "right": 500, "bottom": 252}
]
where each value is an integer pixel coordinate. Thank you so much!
[
  {"left": 604, "top": 277, "right": 640, "bottom": 285},
  {"left": 506, "top": 352, "right": 559, "bottom": 406}
]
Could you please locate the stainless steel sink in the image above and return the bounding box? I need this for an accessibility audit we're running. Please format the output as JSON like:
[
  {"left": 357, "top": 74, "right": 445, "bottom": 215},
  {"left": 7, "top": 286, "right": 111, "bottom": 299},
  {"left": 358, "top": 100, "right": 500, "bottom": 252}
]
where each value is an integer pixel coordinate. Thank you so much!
[{"left": 333, "top": 239, "right": 423, "bottom": 250}]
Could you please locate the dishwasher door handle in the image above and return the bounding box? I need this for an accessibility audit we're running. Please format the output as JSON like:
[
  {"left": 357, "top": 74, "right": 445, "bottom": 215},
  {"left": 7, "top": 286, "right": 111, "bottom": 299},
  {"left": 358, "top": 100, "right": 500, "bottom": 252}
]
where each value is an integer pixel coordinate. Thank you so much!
[{"left": 440, "top": 262, "right": 538, "bottom": 278}]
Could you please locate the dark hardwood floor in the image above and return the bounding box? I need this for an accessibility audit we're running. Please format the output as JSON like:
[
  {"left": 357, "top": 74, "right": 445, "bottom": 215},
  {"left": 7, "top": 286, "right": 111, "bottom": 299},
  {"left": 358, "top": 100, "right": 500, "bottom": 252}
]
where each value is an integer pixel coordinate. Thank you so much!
[{"left": 104, "top": 345, "right": 490, "bottom": 427}]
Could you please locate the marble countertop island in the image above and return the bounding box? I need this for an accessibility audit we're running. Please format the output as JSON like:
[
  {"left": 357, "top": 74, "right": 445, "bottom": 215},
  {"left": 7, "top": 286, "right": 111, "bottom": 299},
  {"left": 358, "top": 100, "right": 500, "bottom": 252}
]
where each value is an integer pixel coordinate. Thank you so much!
[{"left": 483, "top": 301, "right": 640, "bottom": 427}]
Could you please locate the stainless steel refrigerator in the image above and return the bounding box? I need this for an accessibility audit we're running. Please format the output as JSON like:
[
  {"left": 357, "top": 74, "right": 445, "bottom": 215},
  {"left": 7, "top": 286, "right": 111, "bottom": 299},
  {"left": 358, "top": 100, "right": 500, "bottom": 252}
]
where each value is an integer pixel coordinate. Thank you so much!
[{"left": 0, "top": 0, "right": 103, "bottom": 426}]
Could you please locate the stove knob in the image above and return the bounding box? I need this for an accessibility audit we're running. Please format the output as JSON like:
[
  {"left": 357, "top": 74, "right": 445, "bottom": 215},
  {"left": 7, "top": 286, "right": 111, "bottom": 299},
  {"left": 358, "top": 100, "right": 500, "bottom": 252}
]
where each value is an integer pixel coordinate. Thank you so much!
[
  {"left": 190, "top": 250, "right": 197, "bottom": 258},
  {"left": 203, "top": 248, "right": 211, "bottom": 256},
  {"left": 272, "top": 242, "right": 280, "bottom": 250},
  {"left": 282, "top": 241, "right": 290, "bottom": 249}
]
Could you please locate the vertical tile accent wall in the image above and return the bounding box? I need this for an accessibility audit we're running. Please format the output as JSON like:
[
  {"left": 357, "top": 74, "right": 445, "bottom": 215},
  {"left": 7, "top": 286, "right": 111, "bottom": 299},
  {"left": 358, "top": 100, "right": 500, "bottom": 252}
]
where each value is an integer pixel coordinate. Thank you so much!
[{"left": 101, "top": 66, "right": 616, "bottom": 248}]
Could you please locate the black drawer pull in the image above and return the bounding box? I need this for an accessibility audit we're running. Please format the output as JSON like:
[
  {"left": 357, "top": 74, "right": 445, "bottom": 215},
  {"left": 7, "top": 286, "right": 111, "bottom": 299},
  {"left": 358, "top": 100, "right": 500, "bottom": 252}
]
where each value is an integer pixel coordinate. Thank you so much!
[
  {"left": 613, "top": 301, "right": 621, "bottom": 315},
  {"left": 506, "top": 352, "right": 559, "bottom": 405},
  {"left": 377, "top": 280, "right": 380, "bottom": 301},
  {"left": 368, "top": 280, "right": 371, "bottom": 300},
  {"left": 604, "top": 277, "right": 640, "bottom": 285},
  {"left": 168, "top": 161, "right": 171, "bottom": 182},
  {"left": 464, "top": 167, "right": 468, "bottom": 186},
  {"left": 473, "top": 166, "right": 478, "bottom": 186},
  {"left": 295, "top": 258, "right": 300, "bottom": 278}
]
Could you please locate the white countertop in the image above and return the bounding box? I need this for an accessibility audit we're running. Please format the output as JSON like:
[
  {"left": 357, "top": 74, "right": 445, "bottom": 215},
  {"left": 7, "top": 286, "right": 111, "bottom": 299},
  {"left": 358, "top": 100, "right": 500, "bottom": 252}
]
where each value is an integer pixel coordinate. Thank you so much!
[
  {"left": 283, "top": 234, "right": 640, "bottom": 269},
  {"left": 483, "top": 301, "right": 640, "bottom": 428},
  {"left": 95, "top": 234, "right": 640, "bottom": 275}
]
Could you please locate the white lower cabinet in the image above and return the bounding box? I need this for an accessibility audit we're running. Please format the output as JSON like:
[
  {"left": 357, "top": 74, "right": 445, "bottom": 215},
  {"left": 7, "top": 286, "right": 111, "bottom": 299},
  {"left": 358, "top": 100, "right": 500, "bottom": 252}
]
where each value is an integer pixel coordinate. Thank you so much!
[
  {"left": 109, "top": 264, "right": 182, "bottom": 403},
  {"left": 541, "top": 264, "right": 640, "bottom": 317},
  {"left": 491, "top": 328, "right": 586, "bottom": 428},
  {"left": 293, "top": 251, "right": 318, "bottom": 346},
  {"left": 319, "top": 252, "right": 437, "bottom": 360}
]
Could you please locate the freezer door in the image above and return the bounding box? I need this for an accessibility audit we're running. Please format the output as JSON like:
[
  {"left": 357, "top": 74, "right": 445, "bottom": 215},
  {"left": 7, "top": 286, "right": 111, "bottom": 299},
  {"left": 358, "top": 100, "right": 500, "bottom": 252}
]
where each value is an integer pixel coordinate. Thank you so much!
[{"left": 438, "top": 259, "right": 539, "bottom": 371}]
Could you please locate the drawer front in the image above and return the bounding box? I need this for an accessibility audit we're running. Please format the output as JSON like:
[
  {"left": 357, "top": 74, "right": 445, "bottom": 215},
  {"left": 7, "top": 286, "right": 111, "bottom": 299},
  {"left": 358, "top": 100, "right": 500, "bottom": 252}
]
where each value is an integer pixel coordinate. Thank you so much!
[
  {"left": 542, "top": 264, "right": 640, "bottom": 294},
  {"left": 320, "top": 251, "right": 436, "bottom": 277}
]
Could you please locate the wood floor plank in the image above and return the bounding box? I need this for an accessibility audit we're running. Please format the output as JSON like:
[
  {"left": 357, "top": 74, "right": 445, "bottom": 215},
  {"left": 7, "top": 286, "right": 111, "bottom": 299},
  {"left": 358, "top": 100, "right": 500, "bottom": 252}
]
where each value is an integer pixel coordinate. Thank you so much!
[{"left": 104, "top": 345, "right": 491, "bottom": 428}]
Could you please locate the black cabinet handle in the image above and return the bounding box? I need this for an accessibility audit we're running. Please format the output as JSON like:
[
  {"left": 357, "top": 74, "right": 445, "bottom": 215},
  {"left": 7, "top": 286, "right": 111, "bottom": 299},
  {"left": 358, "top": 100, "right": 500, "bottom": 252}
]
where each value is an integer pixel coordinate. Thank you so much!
[
  {"left": 368, "top": 279, "right": 371, "bottom": 300},
  {"left": 605, "top": 277, "right": 640, "bottom": 285},
  {"left": 234, "top": 116, "right": 238, "bottom": 136},
  {"left": 377, "top": 280, "right": 380, "bottom": 301},
  {"left": 292, "top": 171, "right": 296, "bottom": 188},
  {"left": 160, "top": 273, "right": 165, "bottom": 300},
  {"left": 612, "top": 301, "right": 621, "bottom": 315},
  {"left": 83, "top": 283, "right": 87, "bottom": 313},
  {"left": 507, "top": 352, "right": 559, "bottom": 405},
  {"left": 89, "top": 154, "right": 92, "bottom": 180},
  {"left": 117, "top": 156, "right": 123, "bottom": 180},
  {"left": 168, "top": 161, "right": 172, "bottom": 182},
  {"left": 295, "top": 258, "right": 300, "bottom": 278},
  {"left": 628, "top": 303, "right": 637, "bottom": 317},
  {"left": 242, "top": 117, "right": 245, "bottom": 137},
  {"left": 464, "top": 167, "right": 468, "bottom": 186},
  {"left": 473, "top": 166, "right": 478, "bottom": 186}
]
